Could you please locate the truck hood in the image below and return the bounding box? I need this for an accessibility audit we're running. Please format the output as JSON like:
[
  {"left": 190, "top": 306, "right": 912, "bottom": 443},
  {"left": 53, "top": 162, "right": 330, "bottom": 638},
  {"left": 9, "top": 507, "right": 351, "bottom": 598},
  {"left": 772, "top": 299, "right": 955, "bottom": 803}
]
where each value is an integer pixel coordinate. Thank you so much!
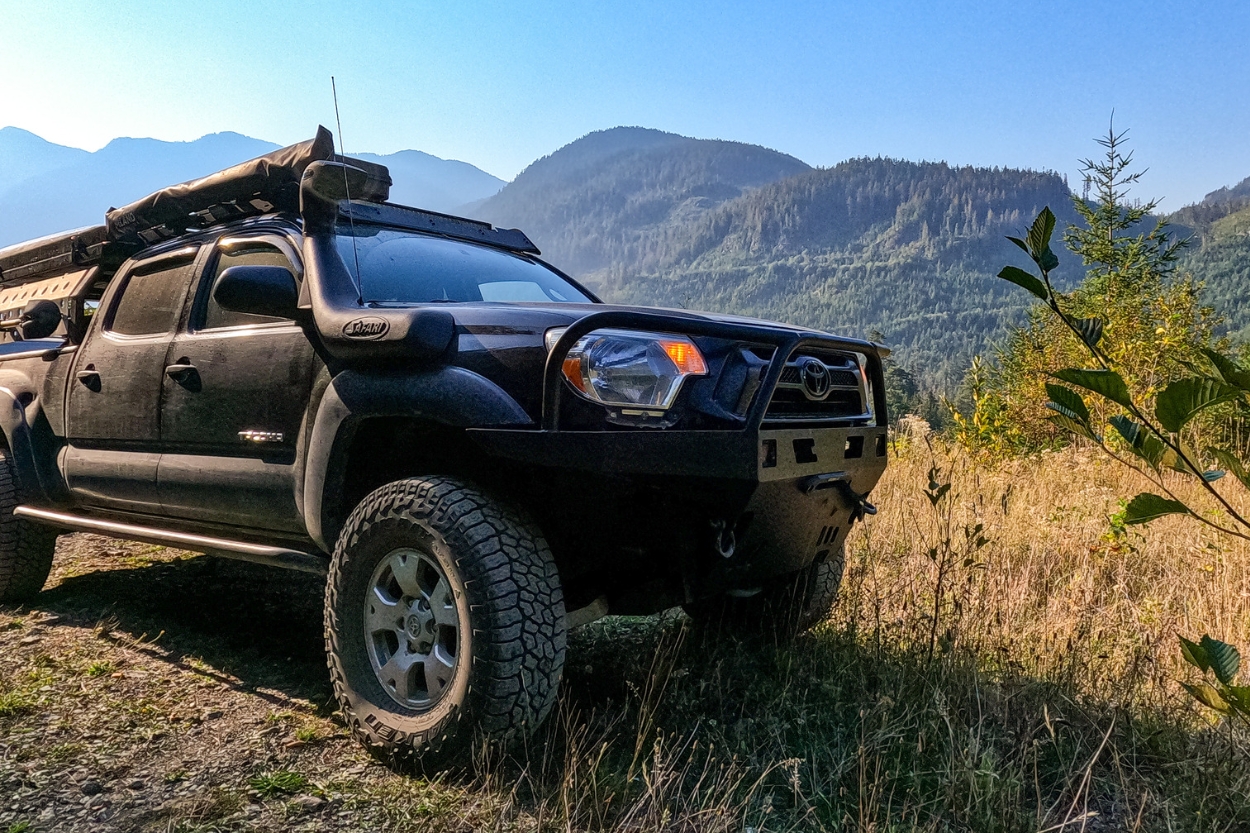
[{"left": 418, "top": 301, "right": 836, "bottom": 339}]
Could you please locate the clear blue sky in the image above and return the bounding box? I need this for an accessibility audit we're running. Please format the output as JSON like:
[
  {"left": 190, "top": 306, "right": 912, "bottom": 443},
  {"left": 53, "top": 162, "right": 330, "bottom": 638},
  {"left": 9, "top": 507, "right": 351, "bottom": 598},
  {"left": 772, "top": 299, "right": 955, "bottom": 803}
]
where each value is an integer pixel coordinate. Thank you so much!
[{"left": 2, "top": 0, "right": 1246, "bottom": 208}]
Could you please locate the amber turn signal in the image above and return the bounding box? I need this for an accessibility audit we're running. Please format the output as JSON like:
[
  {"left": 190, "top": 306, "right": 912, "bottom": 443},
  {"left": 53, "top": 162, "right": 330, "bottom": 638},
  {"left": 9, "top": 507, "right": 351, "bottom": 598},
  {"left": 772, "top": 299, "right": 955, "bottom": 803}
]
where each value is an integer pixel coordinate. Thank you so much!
[
  {"left": 562, "top": 354, "right": 588, "bottom": 393},
  {"left": 659, "top": 339, "right": 708, "bottom": 375}
]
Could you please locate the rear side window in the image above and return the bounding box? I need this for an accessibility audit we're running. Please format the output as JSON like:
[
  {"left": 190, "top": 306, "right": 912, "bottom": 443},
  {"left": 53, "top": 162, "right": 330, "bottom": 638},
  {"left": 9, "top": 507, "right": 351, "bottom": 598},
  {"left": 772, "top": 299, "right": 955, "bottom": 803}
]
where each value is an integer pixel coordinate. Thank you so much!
[
  {"left": 109, "top": 257, "right": 196, "bottom": 336},
  {"left": 200, "top": 243, "right": 297, "bottom": 330}
]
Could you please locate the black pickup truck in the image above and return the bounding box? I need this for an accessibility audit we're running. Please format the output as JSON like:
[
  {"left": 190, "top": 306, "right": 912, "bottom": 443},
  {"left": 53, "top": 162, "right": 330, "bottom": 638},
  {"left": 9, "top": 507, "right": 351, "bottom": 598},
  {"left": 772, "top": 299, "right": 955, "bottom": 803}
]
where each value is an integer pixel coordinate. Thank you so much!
[{"left": 0, "top": 128, "right": 888, "bottom": 769}]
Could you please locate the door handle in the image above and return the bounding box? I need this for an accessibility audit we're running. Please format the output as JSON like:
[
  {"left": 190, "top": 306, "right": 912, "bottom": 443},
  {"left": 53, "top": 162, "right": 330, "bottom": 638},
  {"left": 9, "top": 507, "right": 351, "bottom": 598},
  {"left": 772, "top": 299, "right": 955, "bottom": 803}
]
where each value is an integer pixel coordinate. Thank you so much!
[
  {"left": 165, "top": 359, "right": 201, "bottom": 391},
  {"left": 75, "top": 365, "right": 100, "bottom": 391},
  {"left": 165, "top": 362, "right": 197, "bottom": 380}
]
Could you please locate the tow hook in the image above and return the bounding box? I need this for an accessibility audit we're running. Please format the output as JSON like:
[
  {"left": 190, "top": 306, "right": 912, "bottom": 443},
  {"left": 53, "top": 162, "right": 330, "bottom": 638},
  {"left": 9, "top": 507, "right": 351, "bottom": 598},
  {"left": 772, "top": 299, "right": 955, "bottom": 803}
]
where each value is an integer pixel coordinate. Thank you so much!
[
  {"left": 710, "top": 519, "right": 736, "bottom": 559},
  {"left": 800, "top": 472, "right": 877, "bottom": 522}
]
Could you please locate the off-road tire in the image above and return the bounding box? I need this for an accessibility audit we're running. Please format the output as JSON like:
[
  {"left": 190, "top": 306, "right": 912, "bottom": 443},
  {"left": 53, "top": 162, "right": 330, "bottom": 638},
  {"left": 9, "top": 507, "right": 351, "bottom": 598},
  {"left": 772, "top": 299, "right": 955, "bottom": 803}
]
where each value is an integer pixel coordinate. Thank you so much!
[
  {"left": 684, "top": 544, "right": 845, "bottom": 639},
  {"left": 0, "top": 449, "right": 57, "bottom": 603},
  {"left": 325, "top": 476, "right": 566, "bottom": 771}
]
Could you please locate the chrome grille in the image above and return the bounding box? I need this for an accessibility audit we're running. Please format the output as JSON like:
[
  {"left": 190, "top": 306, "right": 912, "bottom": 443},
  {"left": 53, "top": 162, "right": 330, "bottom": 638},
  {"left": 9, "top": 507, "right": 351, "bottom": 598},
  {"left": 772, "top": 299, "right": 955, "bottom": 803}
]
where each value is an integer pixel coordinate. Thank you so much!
[
  {"left": 779, "top": 365, "right": 857, "bottom": 387},
  {"left": 764, "top": 347, "right": 869, "bottom": 423}
]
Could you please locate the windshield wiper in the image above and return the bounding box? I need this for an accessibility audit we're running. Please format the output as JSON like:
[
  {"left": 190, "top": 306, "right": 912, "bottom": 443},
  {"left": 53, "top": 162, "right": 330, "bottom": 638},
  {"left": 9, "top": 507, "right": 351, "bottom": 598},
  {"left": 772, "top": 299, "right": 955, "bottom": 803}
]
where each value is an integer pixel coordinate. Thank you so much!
[{"left": 364, "top": 299, "right": 461, "bottom": 306}]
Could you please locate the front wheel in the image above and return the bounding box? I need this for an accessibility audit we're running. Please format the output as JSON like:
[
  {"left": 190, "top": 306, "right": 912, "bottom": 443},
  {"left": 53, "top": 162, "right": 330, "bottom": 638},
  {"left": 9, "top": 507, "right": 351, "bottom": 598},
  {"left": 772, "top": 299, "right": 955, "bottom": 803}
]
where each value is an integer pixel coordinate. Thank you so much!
[
  {"left": 0, "top": 449, "right": 57, "bottom": 603},
  {"left": 325, "top": 476, "right": 566, "bottom": 771},
  {"left": 684, "top": 545, "right": 845, "bottom": 639}
]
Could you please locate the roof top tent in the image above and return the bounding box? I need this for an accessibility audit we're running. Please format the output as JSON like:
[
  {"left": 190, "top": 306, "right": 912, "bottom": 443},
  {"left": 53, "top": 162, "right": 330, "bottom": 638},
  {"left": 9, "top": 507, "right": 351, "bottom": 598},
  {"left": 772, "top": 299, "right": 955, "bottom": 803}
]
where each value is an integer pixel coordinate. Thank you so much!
[
  {"left": 0, "top": 127, "right": 390, "bottom": 341},
  {"left": 102, "top": 126, "right": 390, "bottom": 247}
]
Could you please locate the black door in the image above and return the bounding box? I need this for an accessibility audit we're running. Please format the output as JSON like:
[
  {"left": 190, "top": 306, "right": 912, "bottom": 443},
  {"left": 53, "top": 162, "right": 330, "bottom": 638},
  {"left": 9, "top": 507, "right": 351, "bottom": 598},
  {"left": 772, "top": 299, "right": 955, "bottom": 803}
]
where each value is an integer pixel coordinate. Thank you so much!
[
  {"left": 157, "top": 234, "right": 319, "bottom": 532},
  {"left": 64, "top": 247, "right": 201, "bottom": 513}
]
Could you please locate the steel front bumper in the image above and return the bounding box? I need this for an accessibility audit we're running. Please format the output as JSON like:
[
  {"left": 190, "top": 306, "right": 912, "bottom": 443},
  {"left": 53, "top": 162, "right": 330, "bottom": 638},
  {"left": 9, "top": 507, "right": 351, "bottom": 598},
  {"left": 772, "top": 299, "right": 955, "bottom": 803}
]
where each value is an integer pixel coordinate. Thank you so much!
[
  {"left": 740, "top": 424, "right": 887, "bottom": 577},
  {"left": 467, "top": 422, "right": 888, "bottom": 586}
]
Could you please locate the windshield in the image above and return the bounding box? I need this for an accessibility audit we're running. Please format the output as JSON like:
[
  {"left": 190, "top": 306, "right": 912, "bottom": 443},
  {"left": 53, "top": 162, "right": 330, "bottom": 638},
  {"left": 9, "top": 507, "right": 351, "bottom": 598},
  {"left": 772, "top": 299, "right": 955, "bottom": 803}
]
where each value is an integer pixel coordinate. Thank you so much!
[{"left": 335, "top": 225, "right": 593, "bottom": 305}]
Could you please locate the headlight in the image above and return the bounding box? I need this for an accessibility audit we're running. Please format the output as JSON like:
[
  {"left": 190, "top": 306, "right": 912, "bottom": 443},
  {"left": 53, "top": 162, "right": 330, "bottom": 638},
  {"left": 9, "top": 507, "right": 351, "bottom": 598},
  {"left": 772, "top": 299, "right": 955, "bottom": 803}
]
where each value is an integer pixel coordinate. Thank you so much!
[{"left": 545, "top": 327, "right": 708, "bottom": 411}]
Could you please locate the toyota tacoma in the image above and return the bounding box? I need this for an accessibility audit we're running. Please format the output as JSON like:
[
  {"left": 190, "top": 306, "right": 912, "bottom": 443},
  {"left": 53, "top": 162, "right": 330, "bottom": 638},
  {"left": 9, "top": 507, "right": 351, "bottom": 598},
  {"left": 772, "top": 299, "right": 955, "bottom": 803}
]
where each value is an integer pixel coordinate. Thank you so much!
[{"left": 0, "top": 128, "right": 888, "bottom": 768}]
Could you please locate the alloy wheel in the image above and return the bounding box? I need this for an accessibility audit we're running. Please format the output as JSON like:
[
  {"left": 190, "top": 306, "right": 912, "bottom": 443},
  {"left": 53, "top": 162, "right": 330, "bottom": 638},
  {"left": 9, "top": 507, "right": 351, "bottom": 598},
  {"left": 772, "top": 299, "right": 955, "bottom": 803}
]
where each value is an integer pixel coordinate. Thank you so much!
[{"left": 364, "top": 547, "right": 462, "bottom": 709}]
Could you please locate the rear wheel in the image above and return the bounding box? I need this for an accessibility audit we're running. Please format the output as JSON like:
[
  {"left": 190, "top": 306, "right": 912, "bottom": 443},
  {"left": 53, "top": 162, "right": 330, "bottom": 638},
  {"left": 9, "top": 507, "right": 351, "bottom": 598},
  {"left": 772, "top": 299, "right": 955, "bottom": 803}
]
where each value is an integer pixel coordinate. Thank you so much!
[
  {"left": 0, "top": 449, "right": 57, "bottom": 603},
  {"left": 684, "top": 545, "right": 845, "bottom": 638},
  {"left": 325, "top": 476, "right": 566, "bottom": 771}
]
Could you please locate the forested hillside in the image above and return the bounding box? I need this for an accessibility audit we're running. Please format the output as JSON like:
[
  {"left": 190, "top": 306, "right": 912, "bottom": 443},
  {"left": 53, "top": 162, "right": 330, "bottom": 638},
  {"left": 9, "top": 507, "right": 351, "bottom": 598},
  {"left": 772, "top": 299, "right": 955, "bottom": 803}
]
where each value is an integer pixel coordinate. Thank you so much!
[
  {"left": 588, "top": 158, "right": 1079, "bottom": 386},
  {"left": 474, "top": 127, "right": 811, "bottom": 275},
  {"left": 1169, "top": 179, "right": 1250, "bottom": 342}
]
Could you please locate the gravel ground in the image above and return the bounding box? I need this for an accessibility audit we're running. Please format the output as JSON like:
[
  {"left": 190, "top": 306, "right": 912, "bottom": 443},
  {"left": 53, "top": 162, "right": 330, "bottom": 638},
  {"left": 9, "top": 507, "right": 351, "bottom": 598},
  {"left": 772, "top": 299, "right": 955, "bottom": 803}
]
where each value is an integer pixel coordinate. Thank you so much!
[{"left": 0, "top": 534, "right": 443, "bottom": 833}]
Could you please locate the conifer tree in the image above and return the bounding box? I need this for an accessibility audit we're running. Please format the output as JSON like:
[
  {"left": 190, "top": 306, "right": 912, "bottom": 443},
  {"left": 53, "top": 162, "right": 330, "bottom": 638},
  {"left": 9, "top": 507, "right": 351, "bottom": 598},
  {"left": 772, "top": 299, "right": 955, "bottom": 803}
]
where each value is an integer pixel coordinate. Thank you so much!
[{"left": 958, "top": 127, "right": 1221, "bottom": 453}]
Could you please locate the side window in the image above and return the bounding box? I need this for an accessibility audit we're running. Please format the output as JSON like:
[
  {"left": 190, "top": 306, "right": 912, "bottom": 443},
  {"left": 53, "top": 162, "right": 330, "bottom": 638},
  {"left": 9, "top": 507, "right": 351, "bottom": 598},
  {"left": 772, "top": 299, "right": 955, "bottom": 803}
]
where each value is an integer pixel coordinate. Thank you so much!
[
  {"left": 200, "top": 242, "right": 296, "bottom": 330},
  {"left": 108, "top": 258, "right": 196, "bottom": 336}
]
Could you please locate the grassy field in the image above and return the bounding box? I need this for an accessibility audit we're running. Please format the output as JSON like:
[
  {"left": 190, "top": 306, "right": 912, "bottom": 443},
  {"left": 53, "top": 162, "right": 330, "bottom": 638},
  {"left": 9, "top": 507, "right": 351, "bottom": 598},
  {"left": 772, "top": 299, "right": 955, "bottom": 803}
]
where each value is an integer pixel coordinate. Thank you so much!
[{"left": 1, "top": 442, "right": 1248, "bottom": 832}]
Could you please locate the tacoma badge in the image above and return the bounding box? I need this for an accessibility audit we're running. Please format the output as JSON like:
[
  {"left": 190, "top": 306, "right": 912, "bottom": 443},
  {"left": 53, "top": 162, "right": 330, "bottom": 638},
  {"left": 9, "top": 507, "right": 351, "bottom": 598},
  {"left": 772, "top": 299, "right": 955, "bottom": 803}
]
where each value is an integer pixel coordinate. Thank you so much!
[{"left": 239, "top": 430, "right": 284, "bottom": 443}]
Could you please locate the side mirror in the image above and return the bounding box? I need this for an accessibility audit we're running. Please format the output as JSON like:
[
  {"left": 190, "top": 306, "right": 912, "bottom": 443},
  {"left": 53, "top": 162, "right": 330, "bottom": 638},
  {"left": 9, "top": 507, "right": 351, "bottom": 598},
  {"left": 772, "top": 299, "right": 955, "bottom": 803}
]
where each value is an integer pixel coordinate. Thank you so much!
[
  {"left": 213, "top": 266, "right": 298, "bottom": 319},
  {"left": 18, "top": 300, "right": 62, "bottom": 340}
]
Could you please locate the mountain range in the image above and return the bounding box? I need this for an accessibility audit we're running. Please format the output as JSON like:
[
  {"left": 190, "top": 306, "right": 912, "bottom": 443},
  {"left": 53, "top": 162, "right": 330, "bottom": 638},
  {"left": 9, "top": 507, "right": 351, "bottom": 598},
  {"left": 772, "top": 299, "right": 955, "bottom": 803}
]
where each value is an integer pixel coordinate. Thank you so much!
[
  {"left": 2, "top": 124, "right": 1245, "bottom": 389},
  {"left": 473, "top": 127, "right": 812, "bottom": 275},
  {"left": 0, "top": 127, "right": 504, "bottom": 246}
]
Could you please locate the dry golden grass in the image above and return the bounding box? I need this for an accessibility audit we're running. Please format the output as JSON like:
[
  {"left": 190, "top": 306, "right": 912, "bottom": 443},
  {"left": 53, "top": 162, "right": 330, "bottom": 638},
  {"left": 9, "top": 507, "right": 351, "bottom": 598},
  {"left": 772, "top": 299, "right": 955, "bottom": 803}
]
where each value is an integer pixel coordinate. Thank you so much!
[
  {"left": 848, "top": 439, "right": 1250, "bottom": 708},
  {"left": 3, "top": 442, "right": 1249, "bottom": 831},
  {"left": 492, "top": 440, "right": 1250, "bottom": 831},
  {"left": 820, "top": 438, "right": 1250, "bottom": 830}
]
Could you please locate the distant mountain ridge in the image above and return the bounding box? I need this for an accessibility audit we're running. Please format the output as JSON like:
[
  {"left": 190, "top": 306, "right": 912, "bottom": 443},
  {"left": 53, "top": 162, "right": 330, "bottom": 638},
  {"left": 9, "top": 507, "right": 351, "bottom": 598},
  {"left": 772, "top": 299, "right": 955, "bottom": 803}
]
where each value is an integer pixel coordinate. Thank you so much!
[
  {"left": 0, "top": 127, "right": 89, "bottom": 187},
  {"left": 475, "top": 127, "right": 811, "bottom": 275},
  {"left": 589, "top": 157, "right": 1081, "bottom": 384},
  {"left": 354, "top": 149, "right": 503, "bottom": 216},
  {"left": 0, "top": 128, "right": 504, "bottom": 247},
  {"left": 1170, "top": 175, "right": 1250, "bottom": 232}
]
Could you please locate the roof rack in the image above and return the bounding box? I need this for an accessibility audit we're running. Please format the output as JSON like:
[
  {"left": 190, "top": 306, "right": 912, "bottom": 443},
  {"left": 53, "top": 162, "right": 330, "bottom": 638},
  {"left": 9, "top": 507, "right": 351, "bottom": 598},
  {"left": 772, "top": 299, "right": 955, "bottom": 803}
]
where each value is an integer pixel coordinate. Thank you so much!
[
  {"left": 0, "top": 225, "right": 106, "bottom": 285},
  {"left": 342, "top": 200, "right": 540, "bottom": 255}
]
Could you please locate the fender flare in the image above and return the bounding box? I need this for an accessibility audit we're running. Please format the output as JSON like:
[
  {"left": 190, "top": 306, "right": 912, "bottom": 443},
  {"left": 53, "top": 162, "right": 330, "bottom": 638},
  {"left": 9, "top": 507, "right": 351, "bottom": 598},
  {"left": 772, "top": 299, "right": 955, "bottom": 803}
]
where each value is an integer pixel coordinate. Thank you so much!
[
  {"left": 0, "top": 369, "right": 69, "bottom": 506},
  {"left": 302, "top": 366, "right": 533, "bottom": 551}
]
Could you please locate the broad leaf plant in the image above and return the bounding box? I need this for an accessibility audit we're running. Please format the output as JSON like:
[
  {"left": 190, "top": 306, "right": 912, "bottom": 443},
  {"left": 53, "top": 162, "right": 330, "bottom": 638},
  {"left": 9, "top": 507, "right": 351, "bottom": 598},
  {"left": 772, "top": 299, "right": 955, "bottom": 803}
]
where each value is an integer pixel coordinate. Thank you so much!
[{"left": 999, "top": 205, "right": 1250, "bottom": 725}]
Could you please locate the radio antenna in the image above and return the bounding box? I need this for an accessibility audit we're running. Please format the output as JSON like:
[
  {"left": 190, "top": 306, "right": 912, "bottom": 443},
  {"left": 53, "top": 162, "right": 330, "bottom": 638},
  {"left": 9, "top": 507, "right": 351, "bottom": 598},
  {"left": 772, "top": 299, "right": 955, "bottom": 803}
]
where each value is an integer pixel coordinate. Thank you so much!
[{"left": 331, "top": 76, "right": 364, "bottom": 306}]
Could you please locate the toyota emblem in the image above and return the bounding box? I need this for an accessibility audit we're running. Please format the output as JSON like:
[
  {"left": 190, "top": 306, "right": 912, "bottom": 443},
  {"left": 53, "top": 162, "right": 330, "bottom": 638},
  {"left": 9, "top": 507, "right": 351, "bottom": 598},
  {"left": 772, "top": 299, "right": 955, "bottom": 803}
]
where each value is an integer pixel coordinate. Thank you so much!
[{"left": 799, "top": 358, "right": 831, "bottom": 400}]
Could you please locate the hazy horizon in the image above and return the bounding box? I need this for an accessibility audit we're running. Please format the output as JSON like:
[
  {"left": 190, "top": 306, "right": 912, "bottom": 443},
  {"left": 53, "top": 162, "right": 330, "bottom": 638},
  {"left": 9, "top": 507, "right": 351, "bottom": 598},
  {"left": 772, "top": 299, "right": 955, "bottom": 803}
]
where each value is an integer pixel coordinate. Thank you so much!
[
  {"left": 2, "top": 1, "right": 1248, "bottom": 209},
  {"left": 2, "top": 121, "right": 1241, "bottom": 213}
]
